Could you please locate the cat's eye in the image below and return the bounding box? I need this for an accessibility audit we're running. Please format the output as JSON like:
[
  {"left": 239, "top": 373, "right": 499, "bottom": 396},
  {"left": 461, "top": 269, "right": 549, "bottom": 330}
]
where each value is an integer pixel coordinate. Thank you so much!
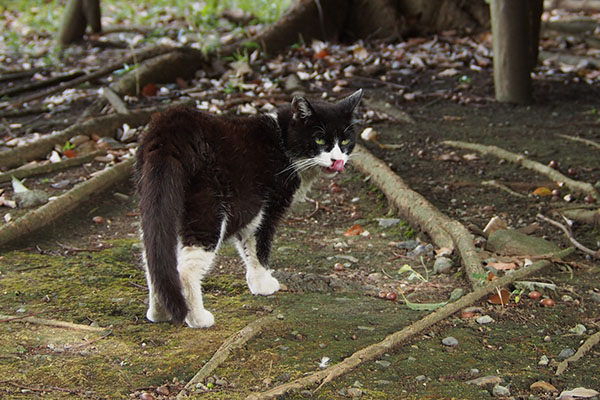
[
  {"left": 341, "top": 139, "right": 351, "bottom": 146},
  {"left": 315, "top": 138, "right": 326, "bottom": 145}
]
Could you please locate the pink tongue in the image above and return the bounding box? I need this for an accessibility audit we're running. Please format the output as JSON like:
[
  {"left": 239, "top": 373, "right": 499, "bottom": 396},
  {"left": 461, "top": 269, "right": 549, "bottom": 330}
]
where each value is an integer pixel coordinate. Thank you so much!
[{"left": 329, "top": 159, "right": 345, "bottom": 172}]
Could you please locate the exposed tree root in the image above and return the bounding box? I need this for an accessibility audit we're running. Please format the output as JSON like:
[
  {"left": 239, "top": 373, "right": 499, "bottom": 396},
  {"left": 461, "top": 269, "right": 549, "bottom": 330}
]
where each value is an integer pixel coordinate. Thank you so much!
[
  {"left": 537, "top": 213, "right": 599, "bottom": 259},
  {"left": 0, "top": 313, "right": 110, "bottom": 333},
  {"left": 561, "top": 208, "right": 600, "bottom": 226},
  {"left": 0, "top": 150, "right": 105, "bottom": 184},
  {"left": 177, "top": 315, "right": 276, "bottom": 399},
  {"left": 556, "top": 133, "right": 600, "bottom": 151},
  {"left": 0, "top": 158, "right": 133, "bottom": 247},
  {"left": 351, "top": 144, "right": 484, "bottom": 289},
  {"left": 0, "top": 101, "right": 191, "bottom": 170},
  {"left": 442, "top": 140, "right": 599, "bottom": 200},
  {"left": 482, "top": 180, "right": 528, "bottom": 198},
  {"left": 556, "top": 331, "right": 600, "bottom": 375},
  {"left": 245, "top": 248, "right": 574, "bottom": 400},
  {"left": 0, "top": 70, "right": 85, "bottom": 98},
  {"left": 11, "top": 45, "right": 172, "bottom": 107}
]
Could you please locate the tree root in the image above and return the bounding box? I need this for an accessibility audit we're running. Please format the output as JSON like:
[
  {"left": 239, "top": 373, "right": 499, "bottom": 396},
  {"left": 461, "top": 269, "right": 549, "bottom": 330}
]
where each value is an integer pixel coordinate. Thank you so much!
[
  {"left": 482, "top": 180, "right": 528, "bottom": 198},
  {"left": 0, "top": 100, "right": 191, "bottom": 170},
  {"left": 556, "top": 331, "right": 600, "bottom": 375},
  {"left": 351, "top": 144, "right": 484, "bottom": 289},
  {"left": 556, "top": 133, "right": 600, "bottom": 151},
  {"left": 245, "top": 248, "right": 574, "bottom": 400},
  {"left": 12, "top": 45, "right": 172, "bottom": 107},
  {"left": 561, "top": 208, "right": 600, "bottom": 226},
  {"left": 0, "top": 150, "right": 105, "bottom": 184},
  {"left": 177, "top": 315, "right": 276, "bottom": 399},
  {"left": 442, "top": 140, "right": 599, "bottom": 200},
  {"left": 0, "top": 158, "right": 133, "bottom": 247},
  {"left": 0, "top": 313, "right": 110, "bottom": 333}
]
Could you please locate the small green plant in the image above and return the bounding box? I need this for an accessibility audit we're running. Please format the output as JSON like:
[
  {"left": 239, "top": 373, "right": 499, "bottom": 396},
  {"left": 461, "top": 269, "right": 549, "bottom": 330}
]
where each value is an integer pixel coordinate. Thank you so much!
[
  {"left": 397, "top": 263, "right": 428, "bottom": 282},
  {"left": 62, "top": 141, "right": 75, "bottom": 151}
]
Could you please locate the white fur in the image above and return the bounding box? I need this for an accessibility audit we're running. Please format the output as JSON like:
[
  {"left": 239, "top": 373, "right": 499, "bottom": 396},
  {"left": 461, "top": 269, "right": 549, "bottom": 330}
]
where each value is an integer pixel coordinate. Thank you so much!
[{"left": 234, "top": 209, "right": 281, "bottom": 296}]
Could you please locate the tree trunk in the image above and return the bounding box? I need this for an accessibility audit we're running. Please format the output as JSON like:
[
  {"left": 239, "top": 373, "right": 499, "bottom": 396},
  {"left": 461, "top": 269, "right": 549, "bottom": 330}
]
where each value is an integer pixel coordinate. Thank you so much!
[
  {"left": 57, "top": 0, "right": 102, "bottom": 46},
  {"left": 490, "top": 0, "right": 537, "bottom": 104}
]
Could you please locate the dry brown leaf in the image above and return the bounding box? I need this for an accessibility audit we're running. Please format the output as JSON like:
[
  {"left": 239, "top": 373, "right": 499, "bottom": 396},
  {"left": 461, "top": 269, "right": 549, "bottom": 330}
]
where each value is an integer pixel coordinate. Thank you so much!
[
  {"left": 343, "top": 224, "right": 364, "bottom": 237},
  {"left": 487, "top": 262, "right": 517, "bottom": 271},
  {"left": 533, "top": 187, "right": 552, "bottom": 197},
  {"left": 488, "top": 288, "right": 511, "bottom": 305},
  {"left": 530, "top": 381, "right": 558, "bottom": 393}
]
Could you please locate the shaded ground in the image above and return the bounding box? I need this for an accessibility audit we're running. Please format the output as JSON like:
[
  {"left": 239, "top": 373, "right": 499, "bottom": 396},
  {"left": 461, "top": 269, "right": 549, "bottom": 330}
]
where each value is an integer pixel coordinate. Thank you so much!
[{"left": 1, "top": 3, "right": 600, "bottom": 400}]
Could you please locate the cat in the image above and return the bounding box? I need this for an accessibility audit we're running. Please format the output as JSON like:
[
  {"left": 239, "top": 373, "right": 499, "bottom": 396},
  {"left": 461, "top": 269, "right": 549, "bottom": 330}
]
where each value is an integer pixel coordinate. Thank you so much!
[{"left": 135, "top": 89, "right": 362, "bottom": 328}]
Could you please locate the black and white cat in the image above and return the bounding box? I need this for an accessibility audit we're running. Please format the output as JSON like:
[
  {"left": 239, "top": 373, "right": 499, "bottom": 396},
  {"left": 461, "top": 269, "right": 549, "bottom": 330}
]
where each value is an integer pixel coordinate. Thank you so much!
[{"left": 136, "top": 89, "right": 362, "bottom": 328}]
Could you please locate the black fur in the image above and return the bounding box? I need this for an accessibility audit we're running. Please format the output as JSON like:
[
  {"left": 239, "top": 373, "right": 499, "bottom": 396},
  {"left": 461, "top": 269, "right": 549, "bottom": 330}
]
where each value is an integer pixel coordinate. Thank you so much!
[{"left": 136, "top": 90, "right": 362, "bottom": 324}]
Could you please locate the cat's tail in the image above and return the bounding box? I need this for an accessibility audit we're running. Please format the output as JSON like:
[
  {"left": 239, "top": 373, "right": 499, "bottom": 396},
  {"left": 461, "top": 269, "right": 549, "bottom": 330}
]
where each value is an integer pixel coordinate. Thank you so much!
[{"left": 137, "top": 153, "right": 189, "bottom": 324}]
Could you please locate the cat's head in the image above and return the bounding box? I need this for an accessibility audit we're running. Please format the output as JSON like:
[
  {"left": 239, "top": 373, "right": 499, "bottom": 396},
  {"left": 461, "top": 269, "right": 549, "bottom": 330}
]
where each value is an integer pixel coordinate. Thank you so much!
[{"left": 285, "top": 89, "right": 362, "bottom": 176}]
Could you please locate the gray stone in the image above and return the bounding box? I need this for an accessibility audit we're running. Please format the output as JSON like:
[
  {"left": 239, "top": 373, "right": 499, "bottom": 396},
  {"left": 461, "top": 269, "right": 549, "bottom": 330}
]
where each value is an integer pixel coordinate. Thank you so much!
[
  {"left": 476, "top": 315, "right": 494, "bottom": 324},
  {"left": 347, "top": 388, "right": 363, "bottom": 398},
  {"left": 407, "top": 243, "right": 434, "bottom": 258},
  {"left": 538, "top": 355, "right": 549, "bottom": 366},
  {"left": 492, "top": 384, "right": 511, "bottom": 397},
  {"left": 375, "top": 360, "right": 391, "bottom": 368},
  {"left": 96, "top": 136, "right": 125, "bottom": 149},
  {"left": 590, "top": 292, "right": 600, "bottom": 303},
  {"left": 434, "top": 257, "right": 454, "bottom": 274},
  {"left": 466, "top": 375, "right": 502, "bottom": 386},
  {"left": 442, "top": 336, "right": 459, "bottom": 347},
  {"left": 376, "top": 380, "right": 391, "bottom": 385},
  {"left": 300, "top": 389, "right": 313, "bottom": 398},
  {"left": 397, "top": 240, "right": 419, "bottom": 250},
  {"left": 558, "top": 348, "right": 575, "bottom": 359},
  {"left": 487, "top": 229, "right": 560, "bottom": 256},
  {"left": 376, "top": 218, "right": 402, "bottom": 228},
  {"left": 14, "top": 190, "right": 48, "bottom": 208},
  {"left": 415, "top": 375, "right": 426, "bottom": 382}
]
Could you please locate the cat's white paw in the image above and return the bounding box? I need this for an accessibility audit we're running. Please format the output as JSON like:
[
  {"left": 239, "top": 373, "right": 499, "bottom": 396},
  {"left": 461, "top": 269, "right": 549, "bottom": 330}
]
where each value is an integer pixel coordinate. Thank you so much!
[
  {"left": 185, "top": 308, "right": 215, "bottom": 329},
  {"left": 247, "top": 269, "right": 280, "bottom": 296},
  {"left": 146, "top": 305, "right": 171, "bottom": 323}
]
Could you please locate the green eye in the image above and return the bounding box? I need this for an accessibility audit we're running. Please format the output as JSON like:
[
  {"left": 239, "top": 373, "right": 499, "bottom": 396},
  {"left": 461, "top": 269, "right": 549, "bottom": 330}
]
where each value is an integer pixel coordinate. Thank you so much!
[
  {"left": 315, "top": 138, "right": 326, "bottom": 145},
  {"left": 341, "top": 139, "right": 351, "bottom": 146}
]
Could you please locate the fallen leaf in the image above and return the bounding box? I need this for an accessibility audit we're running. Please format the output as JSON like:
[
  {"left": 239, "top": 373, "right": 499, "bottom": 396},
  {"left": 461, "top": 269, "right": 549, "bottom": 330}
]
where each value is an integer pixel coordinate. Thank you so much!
[
  {"left": 483, "top": 216, "right": 507, "bottom": 236},
  {"left": 141, "top": 83, "right": 158, "bottom": 97},
  {"left": 533, "top": 187, "right": 552, "bottom": 197},
  {"left": 462, "top": 153, "right": 479, "bottom": 161},
  {"left": 435, "top": 246, "right": 453, "bottom": 257},
  {"left": 488, "top": 288, "right": 511, "bottom": 305},
  {"left": 530, "top": 381, "right": 557, "bottom": 393},
  {"left": 343, "top": 224, "right": 364, "bottom": 237},
  {"left": 487, "top": 261, "right": 517, "bottom": 271},
  {"left": 63, "top": 149, "right": 77, "bottom": 158},
  {"left": 313, "top": 49, "right": 329, "bottom": 60}
]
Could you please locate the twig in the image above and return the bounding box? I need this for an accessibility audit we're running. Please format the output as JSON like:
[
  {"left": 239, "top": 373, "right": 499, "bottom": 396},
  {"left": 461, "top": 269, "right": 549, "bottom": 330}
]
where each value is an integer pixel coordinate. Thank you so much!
[
  {"left": 245, "top": 248, "right": 574, "bottom": 400},
  {"left": 482, "top": 180, "right": 528, "bottom": 198},
  {"left": 0, "top": 150, "right": 105, "bottom": 184},
  {"left": 0, "top": 313, "right": 109, "bottom": 333},
  {"left": 0, "top": 70, "right": 85, "bottom": 98},
  {"left": 536, "top": 213, "right": 600, "bottom": 259},
  {"left": 352, "top": 144, "right": 484, "bottom": 289},
  {"left": 556, "top": 134, "right": 600, "bottom": 151},
  {"left": 0, "top": 158, "right": 134, "bottom": 247},
  {"left": 556, "top": 331, "right": 600, "bottom": 375},
  {"left": 442, "top": 140, "right": 599, "bottom": 200},
  {"left": 177, "top": 315, "right": 276, "bottom": 399},
  {"left": 100, "top": 87, "right": 130, "bottom": 114}
]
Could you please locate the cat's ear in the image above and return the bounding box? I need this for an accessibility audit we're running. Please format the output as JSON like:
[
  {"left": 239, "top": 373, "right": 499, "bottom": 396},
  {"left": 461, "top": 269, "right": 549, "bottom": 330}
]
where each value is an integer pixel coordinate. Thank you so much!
[
  {"left": 291, "top": 96, "right": 315, "bottom": 121},
  {"left": 339, "top": 89, "right": 363, "bottom": 114}
]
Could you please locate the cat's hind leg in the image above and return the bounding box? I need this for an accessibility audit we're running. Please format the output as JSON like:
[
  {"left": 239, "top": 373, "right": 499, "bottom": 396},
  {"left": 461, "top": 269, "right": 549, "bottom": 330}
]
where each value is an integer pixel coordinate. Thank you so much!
[
  {"left": 235, "top": 235, "right": 280, "bottom": 296},
  {"left": 177, "top": 245, "right": 217, "bottom": 328},
  {"left": 142, "top": 251, "right": 171, "bottom": 323}
]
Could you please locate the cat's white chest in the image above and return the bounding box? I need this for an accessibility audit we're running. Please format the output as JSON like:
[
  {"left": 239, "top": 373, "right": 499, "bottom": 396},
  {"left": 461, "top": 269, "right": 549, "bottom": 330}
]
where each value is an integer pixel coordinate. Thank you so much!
[{"left": 293, "top": 167, "right": 320, "bottom": 203}]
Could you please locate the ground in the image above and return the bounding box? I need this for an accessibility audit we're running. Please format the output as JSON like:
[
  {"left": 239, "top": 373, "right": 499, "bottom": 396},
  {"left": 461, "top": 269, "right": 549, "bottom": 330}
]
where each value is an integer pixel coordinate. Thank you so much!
[{"left": 1, "top": 2, "right": 600, "bottom": 399}]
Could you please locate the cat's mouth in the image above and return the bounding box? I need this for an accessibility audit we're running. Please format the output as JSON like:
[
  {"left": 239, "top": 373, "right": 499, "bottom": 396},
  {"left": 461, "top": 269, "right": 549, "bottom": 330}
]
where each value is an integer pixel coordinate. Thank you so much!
[{"left": 323, "top": 159, "right": 345, "bottom": 175}]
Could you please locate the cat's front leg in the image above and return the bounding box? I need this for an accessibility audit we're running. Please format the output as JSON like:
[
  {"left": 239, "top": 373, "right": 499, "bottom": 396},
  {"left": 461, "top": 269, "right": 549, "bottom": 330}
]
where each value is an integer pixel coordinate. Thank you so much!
[{"left": 235, "top": 236, "right": 280, "bottom": 296}]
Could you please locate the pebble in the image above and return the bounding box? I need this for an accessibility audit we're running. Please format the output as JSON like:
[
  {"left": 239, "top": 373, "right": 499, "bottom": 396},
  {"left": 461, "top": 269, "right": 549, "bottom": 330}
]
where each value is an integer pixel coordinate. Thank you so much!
[
  {"left": 14, "top": 190, "right": 48, "bottom": 208},
  {"left": 215, "top": 378, "right": 227, "bottom": 386},
  {"left": 433, "top": 257, "right": 454, "bottom": 274},
  {"left": 476, "top": 315, "right": 494, "bottom": 324},
  {"left": 396, "top": 240, "right": 419, "bottom": 250},
  {"left": 300, "top": 389, "right": 313, "bottom": 398},
  {"left": 442, "top": 336, "right": 459, "bottom": 347},
  {"left": 492, "top": 384, "right": 511, "bottom": 397},
  {"left": 568, "top": 324, "right": 586, "bottom": 335},
  {"left": 470, "top": 368, "right": 480, "bottom": 375},
  {"left": 538, "top": 355, "right": 550, "bottom": 366},
  {"left": 558, "top": 348, "right": 575, "bottom": 359},
  {"left": 590, "top": 292, "right": 600, "bottom": 303},
  {"left": 96, "top": 136, "right": 124, "bottom": 149},
  {"left": 347, "top": 388, "right": 363, "bottom": 397},
  {"left": 407, "top": 356, "right": 416, "bottom": 362},
  {"left": 544, "top": 335, "right": 551, "bottom": 342},
  {"left": 466, "top": 375, "right": 502, "bottom": 386},
  {"left": 69, "top": 135, "right": 91, "bottom": 146},
  {"left": 376, "top": 380, "right": 391, "bottom": 385},
  {"left": 376, "top": 218, "right": 402, "bottom": 227},
  {"left": 375, "top": 360, "right": 391, "bottom": 368},
  {"left": 407, "top": 243, "right": 434, "bottom": 258},
  {"left": 415, "top": 375, "right": 426, "bottom": 382}
]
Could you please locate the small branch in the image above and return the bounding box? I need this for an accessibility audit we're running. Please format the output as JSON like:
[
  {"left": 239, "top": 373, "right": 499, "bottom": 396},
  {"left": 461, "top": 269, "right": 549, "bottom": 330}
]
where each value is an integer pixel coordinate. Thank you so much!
[
  {"left": 442, "top": 140, "right": 599, "bottom": 200},
  {"left": 482, "top": 180, "right": 528, "bottom": 198},
  {"left": 177, "top": 316, "right": 276, "bottom": 399},
  {"left": 246, "top": 248, "right": 574, "bottom": 400},
  {"left": 0, "top": 150, "right": 105, "bottom": 184},
  {"left": 556, "top": 331, "right": 600, "bottom": 375},
  {"left": 536, "top": 213, "right": 600, "bottom": 259},
  {"left": 0, "top": 313, "right": 109, "bottom": 333},
  {"left": 0, "top": 158, "right": 134, "bottom": 247},
  {"left": 556, "top": 134, "right": 600, "bottom": 151},
  {"left": 100, "top": 87, "right": 130, "bottom": 114},
  {"left": 0, "top": 70, "right": 85, "bottom": 98}
]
